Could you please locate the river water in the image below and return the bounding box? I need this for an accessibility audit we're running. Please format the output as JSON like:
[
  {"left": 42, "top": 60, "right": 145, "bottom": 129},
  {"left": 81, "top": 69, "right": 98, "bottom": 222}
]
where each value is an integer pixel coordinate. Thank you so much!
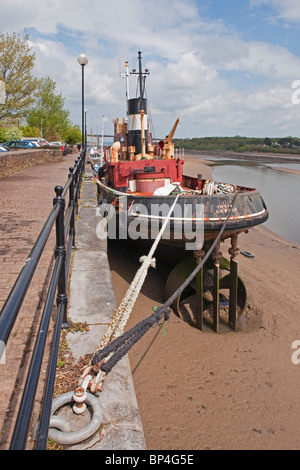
[{"left": 198, "top": 155, "right": 300, "bottom": 245}]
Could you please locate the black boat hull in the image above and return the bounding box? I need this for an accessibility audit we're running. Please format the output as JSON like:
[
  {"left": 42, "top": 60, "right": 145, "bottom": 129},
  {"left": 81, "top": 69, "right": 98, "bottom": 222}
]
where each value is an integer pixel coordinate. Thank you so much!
[{"left": 96, "top": 178, "right": 269, "bottom": 249}]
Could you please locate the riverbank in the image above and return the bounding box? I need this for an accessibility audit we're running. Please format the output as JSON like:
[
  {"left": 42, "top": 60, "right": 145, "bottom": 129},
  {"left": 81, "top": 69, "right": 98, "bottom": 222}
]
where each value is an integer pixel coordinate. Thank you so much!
[
  {"left": 183, "top": 149, "right": 300, "bottom": 177},
  {"left": 183, "top": 148, "right": 300, "bottom": 163},
  {"left": 108, "top": 153, "right": 300, "bottom": 450}
]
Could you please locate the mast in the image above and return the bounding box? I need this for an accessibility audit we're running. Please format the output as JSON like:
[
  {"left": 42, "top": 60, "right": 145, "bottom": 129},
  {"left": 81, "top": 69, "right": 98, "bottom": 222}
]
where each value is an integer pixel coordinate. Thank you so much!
[
  {"left": 125, "top": 61, "right": 129, "bottom": 102},
  {"left": 138, "top": 50, "right": 143, "bottom": 109},
  {"left": 127, "top": 51, "right": 150, "bottom": 156}
]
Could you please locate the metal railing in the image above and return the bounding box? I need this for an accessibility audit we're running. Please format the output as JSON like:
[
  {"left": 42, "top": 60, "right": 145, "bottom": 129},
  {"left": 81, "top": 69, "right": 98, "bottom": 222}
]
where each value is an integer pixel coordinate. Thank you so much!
[{"left": 0, "top": 150, "right": 86, "bottom": 450}]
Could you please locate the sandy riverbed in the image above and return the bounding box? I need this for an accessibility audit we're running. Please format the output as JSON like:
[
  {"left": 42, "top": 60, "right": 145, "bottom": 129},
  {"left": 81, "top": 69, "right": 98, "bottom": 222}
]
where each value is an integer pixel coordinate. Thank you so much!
[{"left": 108, "top": 154, "right": 300, "bottom": 450}]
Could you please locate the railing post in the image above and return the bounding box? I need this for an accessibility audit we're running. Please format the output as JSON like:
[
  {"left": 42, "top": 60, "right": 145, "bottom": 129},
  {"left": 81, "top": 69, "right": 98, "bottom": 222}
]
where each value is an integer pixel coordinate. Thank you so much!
[
  {"left": 54, "top": 186, "right": 69, "bottom": 329},
  {"left": 74, "top": 159, "right": 79, "bottom": 214},
  {"left": 73, "top": 151, "right": 85, "bottom": 217},
  {"left": 68, "top": 166, "right": 76, "bottom": 249},
  {"left": 77, "top": 151, "right": 84, "bottom": 199}
]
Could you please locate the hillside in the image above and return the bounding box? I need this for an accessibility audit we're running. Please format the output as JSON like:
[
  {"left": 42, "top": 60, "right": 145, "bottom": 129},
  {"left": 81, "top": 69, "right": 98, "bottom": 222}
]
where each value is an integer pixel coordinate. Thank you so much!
[{"left": 174, "top": 136, "right": 300, "bottom": 154}]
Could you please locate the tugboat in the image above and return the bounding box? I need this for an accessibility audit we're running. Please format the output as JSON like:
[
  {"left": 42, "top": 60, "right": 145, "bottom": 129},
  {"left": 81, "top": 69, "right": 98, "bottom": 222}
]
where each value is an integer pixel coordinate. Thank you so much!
[{"left": 93, "top": 51, "right": 269, "bottom": 332}]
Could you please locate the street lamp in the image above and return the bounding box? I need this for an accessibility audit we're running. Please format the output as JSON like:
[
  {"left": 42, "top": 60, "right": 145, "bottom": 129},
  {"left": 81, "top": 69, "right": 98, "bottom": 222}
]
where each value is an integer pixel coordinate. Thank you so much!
[
  {"left": 77, "top": 53, "right": 88, "bottom": 152},
  {"left": 84, "top": 109, "right": 88, "bottom": 148}
]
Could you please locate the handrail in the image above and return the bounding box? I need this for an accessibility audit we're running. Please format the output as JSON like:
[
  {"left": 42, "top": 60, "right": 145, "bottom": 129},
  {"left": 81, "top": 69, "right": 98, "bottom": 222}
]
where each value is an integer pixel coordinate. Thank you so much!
[{"left": 0, "top": 149, "right": 86, "bottom": 450}]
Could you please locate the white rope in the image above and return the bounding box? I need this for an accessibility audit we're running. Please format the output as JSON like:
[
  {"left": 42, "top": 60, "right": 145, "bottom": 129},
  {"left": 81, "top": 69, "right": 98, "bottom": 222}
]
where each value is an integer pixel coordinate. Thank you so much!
[{"left": 99, "top": 191, "right": 180, "bottom": 345}]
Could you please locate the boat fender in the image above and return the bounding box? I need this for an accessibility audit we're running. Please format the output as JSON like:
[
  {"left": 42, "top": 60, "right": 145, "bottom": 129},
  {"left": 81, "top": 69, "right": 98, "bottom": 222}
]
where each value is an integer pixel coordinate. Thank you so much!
[
  {"left": 241, "top": 251, "right": 255, "bottom": 258},
  {"left": 153, "top": 182, "right": 183, "bottom": 196}
]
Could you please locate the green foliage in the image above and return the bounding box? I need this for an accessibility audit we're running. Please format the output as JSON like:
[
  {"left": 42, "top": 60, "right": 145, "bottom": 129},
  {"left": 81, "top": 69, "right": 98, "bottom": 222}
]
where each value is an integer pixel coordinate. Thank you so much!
[
  {"left": 63, "top": 125, "right": 82, "bottom": 144},
  {"left": 174, "top": 136, "right": 300, "bottom": 154},
  {"left": 0, "top": 31, "right": 38, "bottom": 121},
  {"left": 0, "top": 31, "right": 80, "bottom": 140},
  {"left": 26, "top": 76, "right": 71, "bottom": 140},
  {"left": 0, "top": 127, "right": 5, "bottom": 142},
  {"left": 0, "top": 126, "right": 23, "bottom": 142},
  {"left": 20, "top": 124, "right": 40, "bottom": 137}
]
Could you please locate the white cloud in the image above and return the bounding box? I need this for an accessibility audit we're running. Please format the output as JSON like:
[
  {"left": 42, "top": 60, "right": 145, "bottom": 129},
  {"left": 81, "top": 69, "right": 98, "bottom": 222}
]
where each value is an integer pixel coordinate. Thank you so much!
[
  {"left": 193, "top": 33, "right": 300, "bottom": 79},
  {"left": 2, "top": 0, "right": 300, "bottom": 137},
  {"left": 250, "top": 0, "right": 300, "bottom": 22},
  {"left": 228, "top": 41, "right": 300, "bottom": 78}
]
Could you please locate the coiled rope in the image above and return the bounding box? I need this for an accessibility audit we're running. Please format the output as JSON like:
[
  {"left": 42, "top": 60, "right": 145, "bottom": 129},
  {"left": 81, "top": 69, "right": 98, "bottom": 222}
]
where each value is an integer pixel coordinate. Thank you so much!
[{"left": 202, "top": 180, "right": 236, "bottom": 195}]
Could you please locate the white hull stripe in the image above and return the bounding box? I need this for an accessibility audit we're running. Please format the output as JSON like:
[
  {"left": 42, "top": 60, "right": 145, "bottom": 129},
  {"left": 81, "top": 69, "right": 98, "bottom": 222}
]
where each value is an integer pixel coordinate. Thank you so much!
[{"left": 128, "top": 209, "right": 266, "bottom": 222}]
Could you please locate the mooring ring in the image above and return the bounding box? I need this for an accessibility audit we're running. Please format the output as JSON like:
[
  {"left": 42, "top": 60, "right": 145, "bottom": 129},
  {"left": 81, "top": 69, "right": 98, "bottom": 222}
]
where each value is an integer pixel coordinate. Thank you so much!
[{"left": 48, "top": 391, "right": 102, "bottom": 445}]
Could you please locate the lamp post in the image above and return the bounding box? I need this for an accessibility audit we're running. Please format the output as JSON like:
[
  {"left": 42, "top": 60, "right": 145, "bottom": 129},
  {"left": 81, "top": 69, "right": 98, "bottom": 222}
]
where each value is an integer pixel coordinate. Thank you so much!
[
  {"left": 84, "top": 109, "right": 88, "bottom": 148},
  {"left": 77, "top": 53, "right": 88, "bottom": 152}
]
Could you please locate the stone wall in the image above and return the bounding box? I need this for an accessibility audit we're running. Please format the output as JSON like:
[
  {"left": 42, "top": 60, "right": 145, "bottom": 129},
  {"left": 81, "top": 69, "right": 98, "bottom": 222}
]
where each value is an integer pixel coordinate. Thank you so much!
[{"left": 0, "top": 149, "right": 63, "bottom": 179}]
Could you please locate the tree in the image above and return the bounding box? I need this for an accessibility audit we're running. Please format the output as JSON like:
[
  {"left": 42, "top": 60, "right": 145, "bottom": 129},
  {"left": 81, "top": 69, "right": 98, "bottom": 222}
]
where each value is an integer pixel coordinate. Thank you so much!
[
  {"left": 63, "top": 125, "right": 82, "bottom": 144},
  {"left": 27, "top": 76, "right": 70, "bottom": 140},
  {"left": 1, "top": 126, "right": 23, "bottom": 141},
  {"left": 0, "top": 31, "right": 38, "bottom": 122},
  {"left": 0, "top": 126, "right": 23, "bottom": 142},
  {"left": 264, "top": 137, "right": 272, "bottom": 146},
  {"left": 20, "top": 124, "right": 40, "bottom": 137}
]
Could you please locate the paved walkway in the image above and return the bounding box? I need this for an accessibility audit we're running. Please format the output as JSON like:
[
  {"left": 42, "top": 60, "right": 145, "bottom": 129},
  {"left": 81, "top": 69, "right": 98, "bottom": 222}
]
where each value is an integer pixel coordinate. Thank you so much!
[
  {"left": 0, "top": 154, "right": 145, "bottom": 450},
  {"left": 0, "top": 153, "right": 77, "bottom": 449}
]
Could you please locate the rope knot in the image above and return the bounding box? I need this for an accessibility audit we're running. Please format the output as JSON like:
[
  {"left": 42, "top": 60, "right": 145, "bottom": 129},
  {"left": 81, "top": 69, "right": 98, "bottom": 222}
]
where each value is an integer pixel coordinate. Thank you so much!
[{"left": 139, "top": 255, "right": 156, "bottom": 268}]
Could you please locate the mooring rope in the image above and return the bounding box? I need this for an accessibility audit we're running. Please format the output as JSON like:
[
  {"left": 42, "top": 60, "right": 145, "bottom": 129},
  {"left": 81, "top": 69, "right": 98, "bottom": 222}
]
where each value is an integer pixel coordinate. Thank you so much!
[
  {"left": 92, "top": 308, "right": 172, "bottom": 375},
  {"left": 48, "top": 184, "right": 240, "bottom": 448},
  {"left": 96, "top": 192, "right": 181, "bottom": 346},
  {"left": 82, "top": 189, "right": 240, "bottom": 391},
  {"left": 79, "top": 191, "right": 181, "bottom": 390}
]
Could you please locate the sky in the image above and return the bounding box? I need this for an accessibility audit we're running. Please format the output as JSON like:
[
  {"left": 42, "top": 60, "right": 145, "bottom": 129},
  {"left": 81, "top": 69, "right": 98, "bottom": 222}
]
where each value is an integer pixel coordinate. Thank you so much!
[{"left": 2, "top": 0, "right": 300, "bottom": 139}]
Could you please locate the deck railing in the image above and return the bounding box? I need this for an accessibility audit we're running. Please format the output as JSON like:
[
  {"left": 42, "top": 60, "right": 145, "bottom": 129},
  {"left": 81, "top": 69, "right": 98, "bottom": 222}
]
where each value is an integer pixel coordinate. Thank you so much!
[{"left": 0, "top": 150, "right": 86, "bottom": 450}]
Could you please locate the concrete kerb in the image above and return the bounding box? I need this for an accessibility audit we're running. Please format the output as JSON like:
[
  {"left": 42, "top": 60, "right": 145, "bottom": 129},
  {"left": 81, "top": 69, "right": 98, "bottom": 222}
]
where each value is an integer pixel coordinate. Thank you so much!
[{"left": 63, "top": 174, "right": 146, "bottom": 450}]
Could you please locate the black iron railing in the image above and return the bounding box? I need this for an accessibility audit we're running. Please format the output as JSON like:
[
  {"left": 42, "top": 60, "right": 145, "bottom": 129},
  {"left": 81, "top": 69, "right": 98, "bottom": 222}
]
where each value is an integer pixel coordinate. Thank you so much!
[{"left": 0, "top": 150, "right": 86, "bottom": 450}]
